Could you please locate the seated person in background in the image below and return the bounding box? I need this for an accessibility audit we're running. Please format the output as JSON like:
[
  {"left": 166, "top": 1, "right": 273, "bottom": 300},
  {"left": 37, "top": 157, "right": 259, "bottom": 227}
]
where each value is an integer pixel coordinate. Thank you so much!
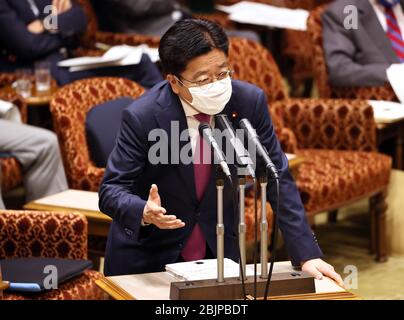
[
  {"left": 92, "top": 0, "right": 260, "bottom": 42},
  {"left": 99, "top": 18, "right": 343, "bottom": 286},
  {"left": 92, "top": 0, "right": 189, "bottom": 37},
  {"left": 0, "top": 105, "right": 68, "bottom": 209},
  {"left": 0, "top": 0, "right": 163, "bottom": 88},
  {"left": 322, "top": 0, "right": 404, "bottom": 87}
]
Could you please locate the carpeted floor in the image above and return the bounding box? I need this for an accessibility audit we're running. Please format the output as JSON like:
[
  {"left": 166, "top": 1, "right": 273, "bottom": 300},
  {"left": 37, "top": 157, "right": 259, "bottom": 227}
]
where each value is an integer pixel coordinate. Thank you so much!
[{"left": 313, "top": 208, "right": 404, "bottom": 300}]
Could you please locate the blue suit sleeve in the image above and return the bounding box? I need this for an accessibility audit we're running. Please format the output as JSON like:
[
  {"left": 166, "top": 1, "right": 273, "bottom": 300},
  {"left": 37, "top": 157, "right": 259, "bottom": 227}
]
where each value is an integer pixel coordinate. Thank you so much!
[
  {"left": 251, "top": 89, "right": 324, "bottom": 266},
  {"left": 56, "top": 2, "right": 87, "bottom": 39},
  {"left": 99, "top": 109, "right": 148, "bottom": 242}
]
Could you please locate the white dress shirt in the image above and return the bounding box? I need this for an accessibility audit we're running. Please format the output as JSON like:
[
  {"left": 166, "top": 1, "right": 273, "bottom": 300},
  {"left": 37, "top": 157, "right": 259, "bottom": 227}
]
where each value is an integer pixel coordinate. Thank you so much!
[
  {"left": 179, "top": 97, "right": 214, "bottom": 158},
  {"left": 369, "top": 0, "right": 404, "bottom": 35}
]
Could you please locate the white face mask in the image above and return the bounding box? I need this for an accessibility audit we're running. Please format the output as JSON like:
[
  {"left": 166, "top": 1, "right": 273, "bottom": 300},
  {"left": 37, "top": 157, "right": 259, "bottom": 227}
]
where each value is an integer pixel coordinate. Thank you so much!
[{"left": 185, "top": 76, "right": 232, "bottom": 115}]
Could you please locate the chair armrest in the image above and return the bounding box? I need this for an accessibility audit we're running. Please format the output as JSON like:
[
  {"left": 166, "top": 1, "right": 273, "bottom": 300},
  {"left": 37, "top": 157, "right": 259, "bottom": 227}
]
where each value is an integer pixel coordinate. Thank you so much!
[
  {"left": 0, "top": 211, "right": 88, "bottom": 260},
  {"left": 331, "top": 84, "right": 399, "bottom": 102},
  {"left": 0, "top": 89, "right": 28, "bottom": 123},
  {"left": 94, "top": 31, "right": 160, "bottom": 48},
  {"left": 0, "top": 73, "right": 16, "bottom": 88},
  {"left": 273, "top": 98, "right": 377, "bottom": 152}
]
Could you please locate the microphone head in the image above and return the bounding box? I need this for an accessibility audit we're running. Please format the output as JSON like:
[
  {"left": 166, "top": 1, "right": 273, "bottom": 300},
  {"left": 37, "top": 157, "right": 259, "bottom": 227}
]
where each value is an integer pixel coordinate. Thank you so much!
[{"left": 239, "top": 118, "right": 258, "bottom": 138}]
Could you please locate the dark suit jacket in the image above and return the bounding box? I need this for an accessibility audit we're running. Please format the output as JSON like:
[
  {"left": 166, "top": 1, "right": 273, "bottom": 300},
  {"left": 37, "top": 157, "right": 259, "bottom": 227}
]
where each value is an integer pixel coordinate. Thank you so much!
[
  {"left": 322, "top": 0, "right": 404, "bottom": 87},
  {"left": 91, "top": 0, "right": 178, "bottom": 36},
  {"left": 99, "top": 80, "right": 323, "bottom": 276},
  {"left": 0, "top": 0, "right": 163, "bottom": 88}
]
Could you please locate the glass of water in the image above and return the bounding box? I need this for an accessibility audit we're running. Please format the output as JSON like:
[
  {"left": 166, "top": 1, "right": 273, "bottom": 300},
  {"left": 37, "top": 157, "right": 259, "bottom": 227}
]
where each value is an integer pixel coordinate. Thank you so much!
[
  {"left": 35, "top": 61, "right": 51, "bottom": 92},
  {"left": 14, "top": 69, "right": 33, "bottom": 99}
]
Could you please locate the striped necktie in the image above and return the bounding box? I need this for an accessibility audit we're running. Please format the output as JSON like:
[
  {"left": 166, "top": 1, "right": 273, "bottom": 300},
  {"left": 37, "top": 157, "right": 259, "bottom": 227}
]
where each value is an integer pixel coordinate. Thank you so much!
[
  {"left": 382, "top": 2, "right": 404, "bottom": 62},
  {"left": 181, "top": 113, "right": 211, "bottom": 261}
]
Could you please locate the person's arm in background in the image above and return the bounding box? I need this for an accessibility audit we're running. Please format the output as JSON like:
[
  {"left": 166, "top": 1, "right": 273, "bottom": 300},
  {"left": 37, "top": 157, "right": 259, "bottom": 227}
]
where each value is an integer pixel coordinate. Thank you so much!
[
  {"left": 322, "top": 8, "right": 390, "bottom": 87},
  {"left": 102, "top": 0, "right": 176, "bottom": 18},
  {"left": 250, "top": 89, "right": 344, "bottom": 286},
  {"left": 0, "top": 0, "right": 86, "bottom": 62},
  {"left": 52, "top": 0, "right": 87, "bottom": 39}
]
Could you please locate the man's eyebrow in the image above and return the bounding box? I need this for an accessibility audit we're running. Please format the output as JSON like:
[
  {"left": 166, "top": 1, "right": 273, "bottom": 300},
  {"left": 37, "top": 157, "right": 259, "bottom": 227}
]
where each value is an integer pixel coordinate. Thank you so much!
[{"left": 192, "top": 69, "right": 210, "bottom": 79}]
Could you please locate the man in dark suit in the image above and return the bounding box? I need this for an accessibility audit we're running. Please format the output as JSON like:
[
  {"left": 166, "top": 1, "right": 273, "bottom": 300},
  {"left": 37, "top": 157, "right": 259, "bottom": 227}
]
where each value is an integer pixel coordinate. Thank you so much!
[
  {"left": 322, "top": 0, "right": 404, "bottom": 87},
  {"left": 99, "top": 19, "right": 343, "bottom": 286},
  {"left": 0, "top": 0, "right": 163, "bottom": 88}
]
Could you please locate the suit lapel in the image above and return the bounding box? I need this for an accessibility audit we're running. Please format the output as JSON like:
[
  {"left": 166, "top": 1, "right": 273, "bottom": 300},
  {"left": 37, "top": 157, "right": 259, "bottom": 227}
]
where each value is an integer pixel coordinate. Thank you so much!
[
  {"left": 358, "top": 0, "right": 401, "bottom": 63},
  {"left": 155, "top": 82, "right": 198, "bottom": 205}
]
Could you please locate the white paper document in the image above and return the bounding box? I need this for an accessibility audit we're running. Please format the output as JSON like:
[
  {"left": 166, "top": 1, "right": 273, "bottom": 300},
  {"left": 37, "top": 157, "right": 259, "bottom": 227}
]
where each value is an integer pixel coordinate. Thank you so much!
[
  {"left": 216, "top": 1, "right": 309, "bottom": 31},
  {"left": 386, "top": 64, "right": 404, "bottom": 103},
  {"left": 31, "top": 189, "right": 100, "bottom": 212},
  {"left": 0, "top": 99, "right": 21, "bottom": 123},
  {"left": 58, "top": 45, "right": 159, "bottom": 72},
  {"left": 368, "top": 100, "right": 404, "bottom": 123}
]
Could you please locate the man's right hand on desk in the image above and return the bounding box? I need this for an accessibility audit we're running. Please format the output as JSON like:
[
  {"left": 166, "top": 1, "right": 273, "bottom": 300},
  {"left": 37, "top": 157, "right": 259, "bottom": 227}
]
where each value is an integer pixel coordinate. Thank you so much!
[{"left": 142, "top": 184, "right": 185, "bottom": 229}]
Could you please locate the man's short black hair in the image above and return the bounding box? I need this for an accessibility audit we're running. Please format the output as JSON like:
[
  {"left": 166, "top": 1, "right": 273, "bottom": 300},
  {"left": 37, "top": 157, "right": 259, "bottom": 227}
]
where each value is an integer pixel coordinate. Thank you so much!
[{"left": 159, "top": 19, "right": 229, "bottom": 76}]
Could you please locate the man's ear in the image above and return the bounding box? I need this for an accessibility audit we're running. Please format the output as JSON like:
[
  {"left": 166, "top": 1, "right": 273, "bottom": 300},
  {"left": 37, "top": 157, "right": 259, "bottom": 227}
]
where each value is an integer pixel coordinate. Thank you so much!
[{"left": 167, "top": 74, "right": 180, "bottom": 94}]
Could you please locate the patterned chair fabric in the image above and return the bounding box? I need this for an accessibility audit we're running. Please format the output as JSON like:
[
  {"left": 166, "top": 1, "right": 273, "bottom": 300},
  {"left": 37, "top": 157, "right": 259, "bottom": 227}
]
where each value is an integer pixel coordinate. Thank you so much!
[
  {"left": 0, "top": 73, "right": 17, "bottom": 88},
  {"left": 0, "top": 210, "right": 105, "bottom": 300},
  {"left": 295, "top": 149, "right": 391, "bottom": 215},
  {"left": 228, "top": 37, "right": 392, "bottom": 260},
  {"left": 50, "top": 77, "right": 145, "bottom": 191},
  {"left": 307, "top": 5, "right": 398, "bottom": 101},
  {"left": 0, "top": 90, "right": 27, "bottom": 193}
]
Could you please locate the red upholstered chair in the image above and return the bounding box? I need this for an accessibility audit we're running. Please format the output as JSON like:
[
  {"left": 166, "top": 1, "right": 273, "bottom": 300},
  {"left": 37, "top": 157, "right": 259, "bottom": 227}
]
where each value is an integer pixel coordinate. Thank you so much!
[
  {"left": 307, "top": 5, "right": 398, "bottom": 101},
  {"left": 0, "top": 210, "right": 105, "bottom": 300},
  {"left": 50, "top": 77, "right": 145, "bottom": 191},
  {"left": 214, "top": 0, "right": 332, "bottom": 96},
  {"left": 0, "top": 87, "right": 27, "bottom": 197},
  {"left": 228, "top": 37, "right": 392, "bottom": 261}
]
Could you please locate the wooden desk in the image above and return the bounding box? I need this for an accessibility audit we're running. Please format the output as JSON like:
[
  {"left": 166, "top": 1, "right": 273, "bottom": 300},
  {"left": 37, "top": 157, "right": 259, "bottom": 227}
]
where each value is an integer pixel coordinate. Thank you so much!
[
  {"left": 96, "top": 261, "right": 358, "bottom": 300},
  {"left": 24, "top": 189, "right": 111, "bottom": 237},
  {"left": 0, "top": 265, "right": 9, "bottom": 298},
  {"left": 376, "top": 119, "right": 404, "bottom": 170}
]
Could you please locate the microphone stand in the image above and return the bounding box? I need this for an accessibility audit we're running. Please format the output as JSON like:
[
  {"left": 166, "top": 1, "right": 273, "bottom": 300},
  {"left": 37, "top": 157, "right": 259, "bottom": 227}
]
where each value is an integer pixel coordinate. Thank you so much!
[
  {"left": 259, "top": 175, "right": 268, "bottom": 279},
  {"left": 216, "top": 168, "right": 226, "bottom": 283},
  {"left": 238, "top": 177, "right": 247, "bottom": 281}
]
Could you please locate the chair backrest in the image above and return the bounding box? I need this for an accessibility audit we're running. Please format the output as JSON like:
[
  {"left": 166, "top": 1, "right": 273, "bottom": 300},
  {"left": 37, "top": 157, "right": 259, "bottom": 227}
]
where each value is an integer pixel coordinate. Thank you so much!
[
  {"left": 0, "top": 211, "right": 88, "bottom": 260},
  {"left": 74, "top": 0, "right": 100, "bottom": 47},
  {"left": 228, "top": 38, "right": 299, "bottom": 153},
  {"left": 50, "top": 77, "right": 145, "bottom": 190},
  {"left": 307, "top": 5, "right": 398, "bottom": 101},
  {"left": 228, "top": 37, "right": 289, "bottom": 103}
]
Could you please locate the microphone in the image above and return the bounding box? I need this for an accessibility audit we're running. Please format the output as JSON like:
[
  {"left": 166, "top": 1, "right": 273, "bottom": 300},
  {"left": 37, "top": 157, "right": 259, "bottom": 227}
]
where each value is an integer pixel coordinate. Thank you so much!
[
  {"left": 198, "top": 123, "right": 232, "bottom": 181},
  {"left": 215, "top": 114, "right": 256, "bottom": 178},
  {"left": 239, "top": 119, "right": 279, "bottom": 179}
]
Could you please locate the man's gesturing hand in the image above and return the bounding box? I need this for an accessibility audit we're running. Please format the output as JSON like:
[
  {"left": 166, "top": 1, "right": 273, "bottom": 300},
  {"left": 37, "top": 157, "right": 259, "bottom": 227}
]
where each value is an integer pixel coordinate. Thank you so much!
[{"left": 142, "top": 184, "right": 185, "bottom": 229}]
